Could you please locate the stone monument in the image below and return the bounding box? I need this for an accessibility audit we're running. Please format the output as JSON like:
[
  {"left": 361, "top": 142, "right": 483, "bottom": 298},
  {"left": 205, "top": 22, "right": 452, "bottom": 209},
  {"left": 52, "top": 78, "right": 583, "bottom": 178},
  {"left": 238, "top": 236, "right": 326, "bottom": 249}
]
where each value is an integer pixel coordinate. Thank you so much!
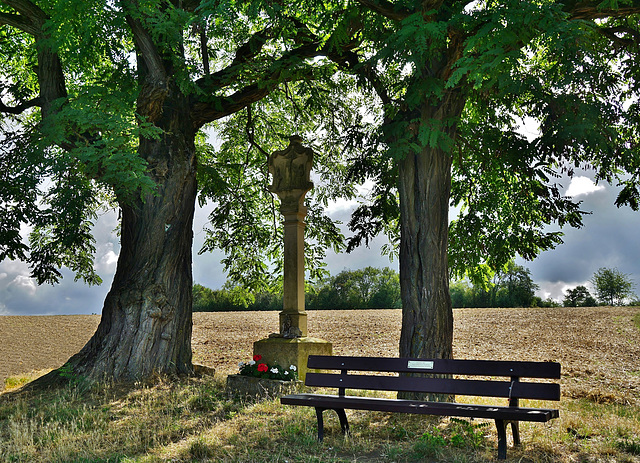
[{"left": 253, "top": 136, "right": 332, "bottom": 380}]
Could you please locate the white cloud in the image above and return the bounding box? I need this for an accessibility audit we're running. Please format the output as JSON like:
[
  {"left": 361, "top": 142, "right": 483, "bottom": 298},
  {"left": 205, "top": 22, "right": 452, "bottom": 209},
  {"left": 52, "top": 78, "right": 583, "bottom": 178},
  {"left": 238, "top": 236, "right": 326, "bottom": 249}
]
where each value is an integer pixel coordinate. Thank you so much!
[
  {"left": 325, "top": 179, "right": 375, "bottom": 216},
  {"left": 0, "top": 272, "right": 7, "bottom": 280},
  {"left": 99, "top": 250, "right": 119, "bottom": 269},
  {"left": 536, "top": 280, "right": 594, "bottom": 303},
  {"left": 326, "top": 198, "right": 359, "bottom": 215},
  {"left": 565, "top": 176, "right": 605, "bottom": 198},
  {"left": 9, "top": 275, "right": 38, "bottom": 295}
]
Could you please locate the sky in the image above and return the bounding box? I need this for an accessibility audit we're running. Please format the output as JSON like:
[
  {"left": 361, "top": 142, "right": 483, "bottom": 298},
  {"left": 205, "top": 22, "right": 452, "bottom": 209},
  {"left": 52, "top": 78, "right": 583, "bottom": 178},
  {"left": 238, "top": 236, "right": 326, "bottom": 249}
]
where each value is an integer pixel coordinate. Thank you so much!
[{"left": 1, "top": 171, "right": 639, "bottom": 315}]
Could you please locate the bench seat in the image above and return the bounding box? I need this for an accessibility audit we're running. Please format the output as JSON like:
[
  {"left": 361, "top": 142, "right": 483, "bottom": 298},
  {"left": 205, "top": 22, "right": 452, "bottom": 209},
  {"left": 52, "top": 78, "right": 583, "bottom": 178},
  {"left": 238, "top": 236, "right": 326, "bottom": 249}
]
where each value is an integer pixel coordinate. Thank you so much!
[{"left": 281, "top": 393, "right": 559, "bottom": 422}]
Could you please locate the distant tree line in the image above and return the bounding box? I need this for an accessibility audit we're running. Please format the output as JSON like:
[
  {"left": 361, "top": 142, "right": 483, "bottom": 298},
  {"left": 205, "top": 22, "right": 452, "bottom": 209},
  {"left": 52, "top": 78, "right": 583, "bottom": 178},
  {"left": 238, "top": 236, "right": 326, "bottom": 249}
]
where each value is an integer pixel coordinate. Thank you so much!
[
  {"left": 193, "top": 267, "right": 401, "bottom": 312},
  {"left": 193, "top": 265, "right": 637, "bottom": 312}
]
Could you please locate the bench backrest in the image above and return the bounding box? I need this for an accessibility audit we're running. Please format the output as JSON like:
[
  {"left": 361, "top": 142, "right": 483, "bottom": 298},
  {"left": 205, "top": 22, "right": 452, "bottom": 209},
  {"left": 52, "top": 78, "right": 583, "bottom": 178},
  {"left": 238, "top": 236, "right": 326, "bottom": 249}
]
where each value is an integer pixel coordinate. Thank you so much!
[{"left": 305, "top": 355, "right": 561, "bottom": 401}]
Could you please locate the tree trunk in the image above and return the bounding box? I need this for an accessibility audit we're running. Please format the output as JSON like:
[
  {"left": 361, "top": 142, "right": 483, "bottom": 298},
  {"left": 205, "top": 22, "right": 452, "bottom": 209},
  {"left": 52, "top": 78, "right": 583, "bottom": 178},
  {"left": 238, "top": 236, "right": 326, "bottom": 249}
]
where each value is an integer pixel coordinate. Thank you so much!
[
  {"left": 397, "top": 90, "right": 466, "bottom": 400},
  {"left": 65, "top": 91, "right": 198, "bottom": 383},
  {"left": 398, "top": 146, "right": 453, "bottom": 362}
]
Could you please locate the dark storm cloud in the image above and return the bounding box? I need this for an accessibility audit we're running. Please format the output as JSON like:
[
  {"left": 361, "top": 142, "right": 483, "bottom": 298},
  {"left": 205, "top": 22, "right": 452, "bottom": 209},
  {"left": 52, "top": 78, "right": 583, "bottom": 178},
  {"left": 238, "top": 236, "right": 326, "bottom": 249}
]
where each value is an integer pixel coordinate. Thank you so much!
[
  {"left": 522, "top": 175, "right": 640, "bottom": 301},
  {"left": 0, "top": 264, "right": 109, "bottom": 315},
  {"left": 0, "top": 203, "right": 228, "bottom": 315}
]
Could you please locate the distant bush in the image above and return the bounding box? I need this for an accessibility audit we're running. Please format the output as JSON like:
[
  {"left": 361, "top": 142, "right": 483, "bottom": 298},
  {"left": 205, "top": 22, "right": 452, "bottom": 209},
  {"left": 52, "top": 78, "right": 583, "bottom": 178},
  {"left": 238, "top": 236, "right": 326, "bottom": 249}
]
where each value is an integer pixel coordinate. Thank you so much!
[
  {"left": 306, "top": 267, "right": 401, "bottom": 310},
  {"left": 194, "top": 267, "right": 401, "bottom": 312}
]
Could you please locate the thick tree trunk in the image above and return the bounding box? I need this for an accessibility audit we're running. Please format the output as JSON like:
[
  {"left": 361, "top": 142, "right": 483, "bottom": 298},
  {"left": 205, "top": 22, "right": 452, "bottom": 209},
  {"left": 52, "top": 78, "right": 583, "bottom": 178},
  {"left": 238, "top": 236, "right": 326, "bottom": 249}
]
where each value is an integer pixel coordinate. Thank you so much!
[
  {"left": 396, "top": 90, "right": 466, "bottom": 400},
  {"left": 65, "top": 92, "right": 197, "bottom": 383},
  {"left": 398, "top": 146, "right": 454, "bottom": 363}
]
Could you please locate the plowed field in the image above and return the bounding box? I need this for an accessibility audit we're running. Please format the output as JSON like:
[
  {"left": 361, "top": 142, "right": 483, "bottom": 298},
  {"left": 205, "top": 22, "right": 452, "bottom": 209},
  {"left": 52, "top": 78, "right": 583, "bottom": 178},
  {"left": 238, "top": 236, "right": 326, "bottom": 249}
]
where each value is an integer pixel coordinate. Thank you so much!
[{"left": 2, "top": 307, "right": 639, "bottom": 403}]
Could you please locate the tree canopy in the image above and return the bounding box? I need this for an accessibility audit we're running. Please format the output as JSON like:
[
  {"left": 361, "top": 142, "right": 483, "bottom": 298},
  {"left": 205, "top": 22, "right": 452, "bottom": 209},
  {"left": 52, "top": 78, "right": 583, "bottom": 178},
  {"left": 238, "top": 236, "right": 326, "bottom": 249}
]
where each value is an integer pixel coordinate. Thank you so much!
[
  {"left": 0, "top": 0, "right": 365, "bottom": 383},
  {"left": 563, "top": 285, "right": 597, "bottom": 307},
  {"left": 591, "top": 267, "right": 637, "bottom": 306},
  {"left": 329, "top": 1, "right": 640, "bottom": 387}
]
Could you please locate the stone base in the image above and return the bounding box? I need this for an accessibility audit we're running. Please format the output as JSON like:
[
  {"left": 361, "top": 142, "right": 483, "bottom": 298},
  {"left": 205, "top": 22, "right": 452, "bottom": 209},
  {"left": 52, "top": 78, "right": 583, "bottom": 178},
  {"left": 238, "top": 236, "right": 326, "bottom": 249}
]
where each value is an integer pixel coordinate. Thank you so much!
[
  {"left": 226, "top": 374, "right": 301, "bottom": 400},
  {"left": 253, "top": 336, "right": 332, "bottom": 381},
  {"left": 193, "top": 363, "right": 216, "bottom": 377}
]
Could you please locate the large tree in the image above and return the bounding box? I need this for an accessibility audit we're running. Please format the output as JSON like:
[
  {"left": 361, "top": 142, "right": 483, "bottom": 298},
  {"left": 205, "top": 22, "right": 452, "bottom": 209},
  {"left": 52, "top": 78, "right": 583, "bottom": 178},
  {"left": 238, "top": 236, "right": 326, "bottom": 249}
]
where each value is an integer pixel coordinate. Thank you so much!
[
  {"left": 0, "top": 0, "right": 358, "bottom": 383},
  {"left": 339, "top": 0, "right": 640, "bottom": 382}
]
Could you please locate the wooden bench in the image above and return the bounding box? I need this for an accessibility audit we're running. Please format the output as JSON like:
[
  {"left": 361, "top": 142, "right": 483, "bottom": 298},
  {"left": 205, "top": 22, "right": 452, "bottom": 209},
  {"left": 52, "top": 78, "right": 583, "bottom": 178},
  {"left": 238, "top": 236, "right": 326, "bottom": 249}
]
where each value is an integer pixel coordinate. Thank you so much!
[{"left": 281, "top": 355, "right": 561, "bottom": 459}]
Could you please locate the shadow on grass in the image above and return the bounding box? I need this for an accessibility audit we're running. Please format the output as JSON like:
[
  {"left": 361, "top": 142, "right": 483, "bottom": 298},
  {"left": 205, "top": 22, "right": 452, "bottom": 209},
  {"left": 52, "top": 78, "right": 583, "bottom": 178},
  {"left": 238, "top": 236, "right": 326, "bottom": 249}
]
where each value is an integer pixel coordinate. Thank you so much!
[{"left": 1, "top": 376, "right": 640, "bottom": 462}]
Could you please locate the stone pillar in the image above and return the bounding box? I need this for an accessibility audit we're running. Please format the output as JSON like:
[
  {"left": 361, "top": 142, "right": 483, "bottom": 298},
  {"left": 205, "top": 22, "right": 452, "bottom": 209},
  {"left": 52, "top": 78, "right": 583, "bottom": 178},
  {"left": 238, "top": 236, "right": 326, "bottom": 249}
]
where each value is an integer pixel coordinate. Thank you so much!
[
  {"left": 252, "top": 135, "right": 332, "bottom": 380},
  {"left": 268, "top": 135, "right": 313, "bottom": 338}
]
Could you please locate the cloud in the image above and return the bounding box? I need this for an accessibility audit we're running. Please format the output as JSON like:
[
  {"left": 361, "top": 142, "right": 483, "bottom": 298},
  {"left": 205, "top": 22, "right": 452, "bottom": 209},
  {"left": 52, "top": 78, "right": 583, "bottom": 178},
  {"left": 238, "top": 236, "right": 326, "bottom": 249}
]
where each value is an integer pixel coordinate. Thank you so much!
[
  {"left": 8, "top": 275, "right": 38, "bottom": 296},
  {"left": 523, "top": 173, "right": 640, "bottom": 302},
  {"left": 0, "top": 210, "right": 119, "bottom": 315},
  {"left": 94, "top": 246, "right": 119, "bottom": 275},
  {"left": 536, "top": 280, "right": 594, "bottom": 303},
  {"left": 326, "top": 198, "right": 359, "bottom": 215},
  {"left": 325, "top": 179, "right": 375, "bottom": 217},
  {"left": 565, "top": 176, "right": 605, "bottom": 197}
]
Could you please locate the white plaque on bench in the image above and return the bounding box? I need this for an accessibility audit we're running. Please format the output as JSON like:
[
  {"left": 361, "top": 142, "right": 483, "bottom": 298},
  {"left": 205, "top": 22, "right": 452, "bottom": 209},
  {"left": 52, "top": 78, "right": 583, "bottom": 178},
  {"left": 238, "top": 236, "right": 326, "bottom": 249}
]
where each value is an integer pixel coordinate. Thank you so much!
[{"left": 407, "top": 360, "right": 434, "bottom": 369}]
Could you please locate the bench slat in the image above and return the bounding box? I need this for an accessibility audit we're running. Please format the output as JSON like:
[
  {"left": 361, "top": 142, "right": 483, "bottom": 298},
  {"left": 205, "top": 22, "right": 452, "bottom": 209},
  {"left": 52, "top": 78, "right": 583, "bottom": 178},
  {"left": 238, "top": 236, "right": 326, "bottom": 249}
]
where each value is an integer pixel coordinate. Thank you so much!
[
  {"left": 306, "top": 372, "right": 561, "bottom": 401},
  {"left": 281, "top": 393, "right": 559, "bottom": 423},
  {"left": 307, "top": 355, "right": 561, "bottom": 379}
]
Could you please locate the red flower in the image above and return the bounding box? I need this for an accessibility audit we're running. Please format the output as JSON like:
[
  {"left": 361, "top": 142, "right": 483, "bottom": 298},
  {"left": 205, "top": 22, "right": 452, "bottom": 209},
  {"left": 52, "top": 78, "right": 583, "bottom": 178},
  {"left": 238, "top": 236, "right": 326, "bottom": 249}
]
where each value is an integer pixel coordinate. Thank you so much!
[
  {"left": 253, "top": 354, "right": 262, "bottom": 362},
  {"left": 257, "top": 363, "right": 268, "bottom": 372}
]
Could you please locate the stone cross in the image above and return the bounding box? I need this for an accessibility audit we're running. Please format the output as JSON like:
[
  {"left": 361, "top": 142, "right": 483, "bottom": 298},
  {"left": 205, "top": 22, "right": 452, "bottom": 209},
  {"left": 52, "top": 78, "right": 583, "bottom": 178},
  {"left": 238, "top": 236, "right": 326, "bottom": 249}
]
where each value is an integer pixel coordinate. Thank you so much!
[{"left": 268, "top": 135, "right": 313, "bottom": 338}]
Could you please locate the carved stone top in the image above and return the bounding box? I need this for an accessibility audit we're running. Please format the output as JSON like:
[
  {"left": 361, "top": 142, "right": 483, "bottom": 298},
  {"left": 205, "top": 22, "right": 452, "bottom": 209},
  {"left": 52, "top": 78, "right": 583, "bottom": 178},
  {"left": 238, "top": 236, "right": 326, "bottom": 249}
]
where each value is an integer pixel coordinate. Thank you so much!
[{"left": 268, "top": 135, "right": 314, "bottom": 197}]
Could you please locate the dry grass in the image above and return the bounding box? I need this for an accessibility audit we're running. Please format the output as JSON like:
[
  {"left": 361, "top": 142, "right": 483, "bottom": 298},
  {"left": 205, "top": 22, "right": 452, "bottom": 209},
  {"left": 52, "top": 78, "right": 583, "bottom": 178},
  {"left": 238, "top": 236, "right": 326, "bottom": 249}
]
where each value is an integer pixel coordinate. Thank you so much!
[{"left": 1, "top": 306, "right": 640, "bottom": 462}]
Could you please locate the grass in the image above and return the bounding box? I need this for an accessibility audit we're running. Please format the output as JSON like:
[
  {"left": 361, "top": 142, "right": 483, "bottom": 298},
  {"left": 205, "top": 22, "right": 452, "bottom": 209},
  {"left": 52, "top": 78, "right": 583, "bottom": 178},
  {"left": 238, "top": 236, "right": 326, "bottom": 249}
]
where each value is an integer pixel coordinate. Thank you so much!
[
  {"left": 1, "top": 374, "right": 640, "bottom": 463},
  {"left": 2, "top": 371, "right": 50, "bottom": 393},
  {"left": 633, "top": 312, "right": 640, "bottom": 331}
]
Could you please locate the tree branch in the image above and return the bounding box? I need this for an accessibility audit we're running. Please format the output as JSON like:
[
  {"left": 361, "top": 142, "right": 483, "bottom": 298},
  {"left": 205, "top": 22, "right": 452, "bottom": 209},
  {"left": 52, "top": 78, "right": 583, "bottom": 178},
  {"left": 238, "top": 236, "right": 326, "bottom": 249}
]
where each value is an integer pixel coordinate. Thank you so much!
[
  {"left": 230, "top": 27, "right": 274, "bottom": 66},
  {"left": 356, "top": 0, "right": 411, "bottom": 21},
  {"left": 1, "top": 0, "right": 47, "bottom": 27},
  {"left": 190, "top": 15, "right": 361, "bottom": 128},
  {"left": 193, "top": 26, "right": 281, "bottom": 93},
  {"left": 199, "top": 24, "right": 210, "bottom": 75},
  {"left": 563, "top": 1, "right": 640, "bottom": 20},
  {"left": 191, "top": 41, "right": 324, "bottom": 127},
  {"left": 332, "top": 49, "right": 394, "bottom": 112},
  {"left": 599, "top": 25, "right": 640, "bottom": 49},
  {"left": 0, "top": 0, "right": 67, "bottom": 120},
  {"left": 0, "top": 95, "right": 41, "bottom": 114},
  {"left": 120, "top": 0, "right": 167, "bottom": 83},
  {"left": 0, "top": 10, "right": 38, "bottom": 34}
]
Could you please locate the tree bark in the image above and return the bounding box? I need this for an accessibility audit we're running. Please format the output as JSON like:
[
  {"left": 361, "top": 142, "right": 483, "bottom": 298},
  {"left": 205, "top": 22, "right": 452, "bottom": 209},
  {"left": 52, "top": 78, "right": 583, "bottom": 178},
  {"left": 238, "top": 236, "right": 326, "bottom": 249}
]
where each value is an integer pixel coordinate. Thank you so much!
[
  {"left": 397, "top": 88, "right": 466, "bottom": 400},
  {"left": 66, "top": 92, "right": 197, "bottom": 382},
  {"left": 398, "top": 147, "right": 454, "bottom": 362}
]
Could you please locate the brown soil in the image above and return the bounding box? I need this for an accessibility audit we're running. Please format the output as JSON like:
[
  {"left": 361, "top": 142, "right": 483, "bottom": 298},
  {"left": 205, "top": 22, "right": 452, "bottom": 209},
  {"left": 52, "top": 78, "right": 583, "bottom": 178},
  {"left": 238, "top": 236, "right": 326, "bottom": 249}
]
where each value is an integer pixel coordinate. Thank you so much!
[{"left": 2, "top": 307, "right": 639, "bottom": 403}]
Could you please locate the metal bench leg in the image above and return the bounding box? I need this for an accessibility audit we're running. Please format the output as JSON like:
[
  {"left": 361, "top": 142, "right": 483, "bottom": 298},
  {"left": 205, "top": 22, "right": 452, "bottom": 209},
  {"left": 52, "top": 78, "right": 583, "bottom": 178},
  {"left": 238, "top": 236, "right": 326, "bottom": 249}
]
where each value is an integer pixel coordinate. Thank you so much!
[
  {"left": 511, "top": 421, "right": 521, "bottom": 446},
  {"left": 315, "top": 407, "right": 325, "bottom": 442},
  {"left": 495, "top": 419, "right": 507, "bottom": 460},
  {"left": 334, "top": 408, "right": 350, "bottom": 435}
]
